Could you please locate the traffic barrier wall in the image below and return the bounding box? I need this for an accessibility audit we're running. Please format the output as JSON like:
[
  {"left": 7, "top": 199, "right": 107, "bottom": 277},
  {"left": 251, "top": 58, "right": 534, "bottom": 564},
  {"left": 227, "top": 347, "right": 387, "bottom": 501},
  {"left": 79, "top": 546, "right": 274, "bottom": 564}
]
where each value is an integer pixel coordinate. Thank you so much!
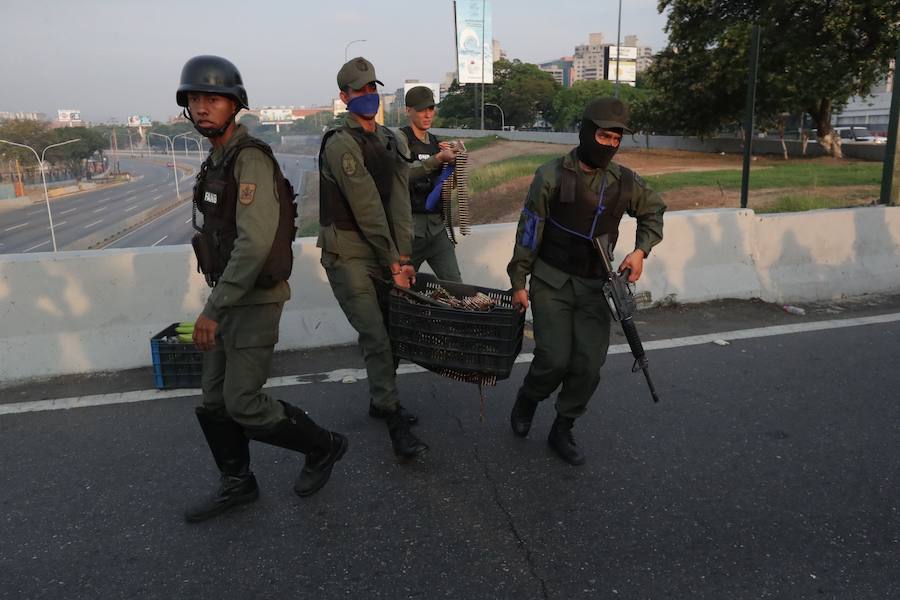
[{"left": 1, "top": 207, "right": 898, "bottom": 384}]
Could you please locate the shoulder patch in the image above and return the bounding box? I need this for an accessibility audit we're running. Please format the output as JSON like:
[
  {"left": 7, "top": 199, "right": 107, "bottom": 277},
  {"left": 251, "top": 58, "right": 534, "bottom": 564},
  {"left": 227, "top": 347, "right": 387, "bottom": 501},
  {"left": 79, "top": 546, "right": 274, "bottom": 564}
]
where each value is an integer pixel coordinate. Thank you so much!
[
  {"left": 633, "top": 172, "right": 647, "bottom": 189},
  {"left": 239, "top": 182, "right": 256, "bottom": 205},
  {"left": 341, "top": 152, "right": 358, "bottom": 176}
]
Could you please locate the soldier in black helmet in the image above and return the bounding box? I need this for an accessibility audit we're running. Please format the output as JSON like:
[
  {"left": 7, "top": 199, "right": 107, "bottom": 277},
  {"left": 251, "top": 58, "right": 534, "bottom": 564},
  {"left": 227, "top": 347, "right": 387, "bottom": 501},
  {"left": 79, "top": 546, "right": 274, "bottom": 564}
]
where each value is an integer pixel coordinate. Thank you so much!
[
  {"left": 178, "top": 55, "right": 348, "bottom": 522},
  {"left": 507, "top": 97, "right": 666, "bottom": 466}
]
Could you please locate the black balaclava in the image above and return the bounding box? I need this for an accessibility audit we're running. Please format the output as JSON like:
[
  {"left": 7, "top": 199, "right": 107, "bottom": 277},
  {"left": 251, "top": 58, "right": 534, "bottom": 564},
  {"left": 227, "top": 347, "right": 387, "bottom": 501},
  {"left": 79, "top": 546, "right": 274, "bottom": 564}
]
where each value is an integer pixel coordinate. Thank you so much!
[{"left": 577, "top": 121, "right": 619, "bottom": 170}]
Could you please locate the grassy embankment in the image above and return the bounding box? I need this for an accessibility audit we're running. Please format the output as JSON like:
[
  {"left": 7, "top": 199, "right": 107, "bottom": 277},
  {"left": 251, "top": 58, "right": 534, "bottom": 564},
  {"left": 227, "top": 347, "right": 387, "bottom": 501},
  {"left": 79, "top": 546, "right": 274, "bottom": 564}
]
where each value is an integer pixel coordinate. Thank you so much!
[
  {"left": 644, "top": 162, "right": 883, "bottom": 212},
  {"left": 472, "top": 156, "right": 883, "bottom": 213}
]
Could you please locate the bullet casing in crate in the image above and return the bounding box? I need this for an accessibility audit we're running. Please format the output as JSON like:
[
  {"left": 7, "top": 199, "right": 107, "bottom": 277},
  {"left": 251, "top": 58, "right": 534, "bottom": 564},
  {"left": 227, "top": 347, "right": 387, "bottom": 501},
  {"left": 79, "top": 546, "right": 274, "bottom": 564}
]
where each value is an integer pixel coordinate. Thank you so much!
[
  {"left": 389, "top": 274, "right": 525, "bottom": 379},
  {"left": 150, "top": 323, "right": 203, "bottom": 389}
]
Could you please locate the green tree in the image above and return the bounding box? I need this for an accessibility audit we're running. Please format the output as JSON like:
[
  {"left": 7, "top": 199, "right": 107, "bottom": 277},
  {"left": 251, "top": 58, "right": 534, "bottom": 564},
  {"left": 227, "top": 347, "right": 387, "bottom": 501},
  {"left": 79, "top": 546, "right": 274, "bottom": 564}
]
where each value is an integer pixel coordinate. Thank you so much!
[
  {"left": 0, "top": 119, "right": 53, "bottom": 164},
  {"left": 548, "top": 80, "right": 648, "bottom": 132},
  {"left": 648, "top": 0, "right": 900, "bottom": 157},
  {"left": 48, "top": 127, "right": 106, "bottom": 179},
  {"left": 435, "top": 58, "right": 560, "bottom": 129}
]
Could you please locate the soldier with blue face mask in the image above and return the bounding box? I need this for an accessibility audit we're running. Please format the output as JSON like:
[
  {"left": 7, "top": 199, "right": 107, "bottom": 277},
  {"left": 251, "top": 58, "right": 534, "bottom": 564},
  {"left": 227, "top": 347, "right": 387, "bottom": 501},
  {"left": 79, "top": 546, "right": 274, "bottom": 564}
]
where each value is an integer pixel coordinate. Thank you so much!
[{"left": 316, "top": 56, "right": 429, "bottom": 462}]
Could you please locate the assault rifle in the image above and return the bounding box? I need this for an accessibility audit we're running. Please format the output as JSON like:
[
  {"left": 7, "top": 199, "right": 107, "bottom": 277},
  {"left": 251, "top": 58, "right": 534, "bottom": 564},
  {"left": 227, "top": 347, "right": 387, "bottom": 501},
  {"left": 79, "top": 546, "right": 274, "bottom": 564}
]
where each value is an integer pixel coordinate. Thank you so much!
[{"left": 593, "top": 235, "right": 660, "bottom": 403}]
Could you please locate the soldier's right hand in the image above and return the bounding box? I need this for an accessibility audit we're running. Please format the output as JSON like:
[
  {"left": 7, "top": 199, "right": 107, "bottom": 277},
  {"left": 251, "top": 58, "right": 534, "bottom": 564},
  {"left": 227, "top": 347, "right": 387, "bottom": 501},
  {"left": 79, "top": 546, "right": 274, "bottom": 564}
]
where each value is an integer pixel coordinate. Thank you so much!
[
  {"left": 512, "top": 288, "right": 529, "bottom": 312},
  {"left": 435, "top": 144, "right": 457, "bottom": 164},
  {"left": 392, "top": 270, "right": 413, "bottom": 289}
]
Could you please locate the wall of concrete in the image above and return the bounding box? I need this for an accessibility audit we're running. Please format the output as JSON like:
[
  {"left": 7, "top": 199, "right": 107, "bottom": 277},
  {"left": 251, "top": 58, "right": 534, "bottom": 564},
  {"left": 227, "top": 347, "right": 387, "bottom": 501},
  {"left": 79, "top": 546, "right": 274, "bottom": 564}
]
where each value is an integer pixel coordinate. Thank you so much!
[{"left": 1, "top": 206, "right": 898, "bottom": 384}]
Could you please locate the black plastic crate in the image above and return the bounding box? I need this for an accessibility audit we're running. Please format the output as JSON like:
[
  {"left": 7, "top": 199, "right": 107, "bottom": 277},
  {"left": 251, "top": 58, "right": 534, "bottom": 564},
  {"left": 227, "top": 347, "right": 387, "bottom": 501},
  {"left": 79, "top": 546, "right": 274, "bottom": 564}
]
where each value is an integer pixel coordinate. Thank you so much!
[
  {"left": 150, "top": 323, "right": 203, "bottom": 389},
  {"left": 389, "top": 274, "right": 525, "bottom": 379}
]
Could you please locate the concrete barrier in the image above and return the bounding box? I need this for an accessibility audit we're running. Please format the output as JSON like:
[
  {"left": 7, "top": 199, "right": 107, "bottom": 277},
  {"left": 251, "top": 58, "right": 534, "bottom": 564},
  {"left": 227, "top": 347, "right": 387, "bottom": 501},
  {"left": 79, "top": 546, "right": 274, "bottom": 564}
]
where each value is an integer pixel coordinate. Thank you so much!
[{"left": 1, "top": 206, "right": 898, "bottom": 384}]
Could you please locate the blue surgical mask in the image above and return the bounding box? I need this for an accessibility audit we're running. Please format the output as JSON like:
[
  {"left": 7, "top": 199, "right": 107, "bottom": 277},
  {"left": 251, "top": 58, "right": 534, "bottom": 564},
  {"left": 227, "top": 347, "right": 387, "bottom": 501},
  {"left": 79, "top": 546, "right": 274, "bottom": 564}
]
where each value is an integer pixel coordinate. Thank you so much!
[{"left": 347, "top": 93, "right": 380, "bottom": 117}]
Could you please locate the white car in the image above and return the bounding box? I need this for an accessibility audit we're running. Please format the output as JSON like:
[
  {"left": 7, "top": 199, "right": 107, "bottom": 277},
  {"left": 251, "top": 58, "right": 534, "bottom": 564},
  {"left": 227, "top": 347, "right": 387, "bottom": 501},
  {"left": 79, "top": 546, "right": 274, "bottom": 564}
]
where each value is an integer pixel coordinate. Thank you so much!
[{"left": 834, "top": 126, "right": 887, "bottom": 144}]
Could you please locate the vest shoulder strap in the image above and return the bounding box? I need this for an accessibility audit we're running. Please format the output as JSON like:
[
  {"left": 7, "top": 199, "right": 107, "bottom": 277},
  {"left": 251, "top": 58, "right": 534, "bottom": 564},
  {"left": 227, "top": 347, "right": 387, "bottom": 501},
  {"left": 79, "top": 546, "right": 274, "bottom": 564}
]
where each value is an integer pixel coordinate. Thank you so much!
[
  {"left": 559, "top": 166, "right": 576, "bottom": 204},
  {"left": 612, "top": 166, "right": 635, "bottom": 219}
]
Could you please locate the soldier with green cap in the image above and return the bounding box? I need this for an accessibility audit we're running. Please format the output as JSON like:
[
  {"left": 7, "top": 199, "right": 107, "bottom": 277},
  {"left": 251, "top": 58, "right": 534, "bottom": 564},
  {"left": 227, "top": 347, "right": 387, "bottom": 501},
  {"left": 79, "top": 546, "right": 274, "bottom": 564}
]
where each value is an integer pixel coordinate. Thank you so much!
[
  {"left": 317, "top": 56, "right": 429, "bottom": 461},
  {"left": 396, "top": 85, "right": 463, "bottom": 282},
  {"left": 507, "top": 96, "right": 666, "bottom": 466},
  {"left": 178, "top": 55, "right": 348, "bottom": 523}
]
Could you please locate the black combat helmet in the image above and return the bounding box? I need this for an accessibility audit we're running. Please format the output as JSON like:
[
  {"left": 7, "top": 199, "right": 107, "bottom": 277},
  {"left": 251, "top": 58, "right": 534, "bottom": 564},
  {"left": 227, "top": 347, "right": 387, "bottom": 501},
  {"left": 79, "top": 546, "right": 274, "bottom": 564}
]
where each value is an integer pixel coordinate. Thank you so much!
[{"left": 176, "top": 55, "right": 249, "bottom": 109}]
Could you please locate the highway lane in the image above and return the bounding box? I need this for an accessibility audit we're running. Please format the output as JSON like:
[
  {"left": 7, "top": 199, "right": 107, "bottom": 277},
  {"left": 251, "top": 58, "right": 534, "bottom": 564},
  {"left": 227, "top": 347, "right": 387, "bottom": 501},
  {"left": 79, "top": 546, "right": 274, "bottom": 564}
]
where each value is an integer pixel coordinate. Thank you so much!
[
  {"left": 0, "top": 157, "right": 198, "bottom": 253},
  {"left": 104, "top": 152, "right": 315, "bottom": 249}
]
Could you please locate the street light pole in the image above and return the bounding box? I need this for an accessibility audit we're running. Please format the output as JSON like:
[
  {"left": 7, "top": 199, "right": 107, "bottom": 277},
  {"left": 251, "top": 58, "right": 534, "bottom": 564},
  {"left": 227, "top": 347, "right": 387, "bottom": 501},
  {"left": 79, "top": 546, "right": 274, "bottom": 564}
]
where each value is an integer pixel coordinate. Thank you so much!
[
  {"left": 485, "top": 102, "right": 504, "bottom": 130},
  {"left": 614, "top": 0, "right": 623, "bottom": 97},
  {"left": 344, "top": 39, "right": 366, "bottom": 62},
  {"left": 149, "top": 132, "right": 180, "bottom": 201},
  {"left": 174, "top": 131, "right": 204, "bottom": 158},
  {"left": 0, "top": 137, "right": 81, "bottom": 252}
]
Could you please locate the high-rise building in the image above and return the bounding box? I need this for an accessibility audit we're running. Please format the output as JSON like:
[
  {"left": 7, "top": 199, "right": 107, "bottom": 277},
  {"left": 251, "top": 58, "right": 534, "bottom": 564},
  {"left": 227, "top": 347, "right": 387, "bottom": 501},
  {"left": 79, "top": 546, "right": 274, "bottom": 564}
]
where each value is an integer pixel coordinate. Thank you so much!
[
  {"left": 625, "top": 35, "right": 655, "bottom": 72},
  {"left": 572, "top": 33, "right": 606, "bottom": 82}
]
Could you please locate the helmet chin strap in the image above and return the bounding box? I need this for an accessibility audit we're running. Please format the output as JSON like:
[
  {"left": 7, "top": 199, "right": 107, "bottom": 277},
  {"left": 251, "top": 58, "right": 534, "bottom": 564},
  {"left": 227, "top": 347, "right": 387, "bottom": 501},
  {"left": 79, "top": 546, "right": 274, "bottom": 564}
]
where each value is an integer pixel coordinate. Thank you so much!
[{"left": 183, "top": 108, "right": 239, "bottom": 139}]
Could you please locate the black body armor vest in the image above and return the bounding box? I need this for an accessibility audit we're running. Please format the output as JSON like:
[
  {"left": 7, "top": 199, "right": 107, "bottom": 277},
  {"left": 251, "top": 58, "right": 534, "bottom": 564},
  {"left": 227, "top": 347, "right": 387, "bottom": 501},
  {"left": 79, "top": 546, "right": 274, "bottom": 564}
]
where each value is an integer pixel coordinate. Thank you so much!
[
  {"left": 319, "top": 125, "right": 398, "bottom": 233},
  {"left": 400, "top": 126, "right": 442, "bottom": 214},
  {"left": 192, "top": 137, "right": 297, "bottom": 288},
  {"left": 538, "top": 165, "right": 634, "bottom": 279}
]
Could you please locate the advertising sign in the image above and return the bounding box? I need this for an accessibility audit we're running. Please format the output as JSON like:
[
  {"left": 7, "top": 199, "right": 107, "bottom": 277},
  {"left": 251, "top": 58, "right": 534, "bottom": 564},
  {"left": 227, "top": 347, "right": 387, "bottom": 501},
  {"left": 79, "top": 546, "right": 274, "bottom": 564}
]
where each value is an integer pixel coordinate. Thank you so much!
[
  {"left": 454, "top": 0, "right": 493, "bottom": 84},
  {"left": 607, "top": 60, "right": 637, "bottom": 85},
  {"left": 57, "top": 109, "right": 82, "bottom": 123},
  {"left": 607, "top": 46, "right": 638, "bottom": 61},
  {"left": 127, "top": 115, "right": 151, "bottom": 127},
  {"left": 403, "top": 82, "right": 440, "bottom": 105},
  {"left": 259, "top": 108, "right": 294, "bottom": 124}
]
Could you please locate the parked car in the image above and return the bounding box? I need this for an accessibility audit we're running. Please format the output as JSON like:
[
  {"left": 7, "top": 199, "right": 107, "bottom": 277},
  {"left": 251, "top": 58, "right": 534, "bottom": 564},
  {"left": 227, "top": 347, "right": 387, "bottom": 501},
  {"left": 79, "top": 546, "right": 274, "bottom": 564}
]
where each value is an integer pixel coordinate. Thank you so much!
[{"left": 834, "top": 126, "right": 887, "bottom": 144}]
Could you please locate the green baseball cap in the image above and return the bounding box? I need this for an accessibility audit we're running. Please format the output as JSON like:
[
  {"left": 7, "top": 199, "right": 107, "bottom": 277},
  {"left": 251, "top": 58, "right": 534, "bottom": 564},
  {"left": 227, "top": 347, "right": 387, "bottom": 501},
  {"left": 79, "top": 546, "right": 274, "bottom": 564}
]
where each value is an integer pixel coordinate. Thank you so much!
[
  {"left": 337, "top": 56, "right": 384, "bottom": 91},
  {"left": 405, "top": 86, "right": 436, "bottom": 111},
  {"left": 583, "top": 97, "right": 631, "bottom": 133}
]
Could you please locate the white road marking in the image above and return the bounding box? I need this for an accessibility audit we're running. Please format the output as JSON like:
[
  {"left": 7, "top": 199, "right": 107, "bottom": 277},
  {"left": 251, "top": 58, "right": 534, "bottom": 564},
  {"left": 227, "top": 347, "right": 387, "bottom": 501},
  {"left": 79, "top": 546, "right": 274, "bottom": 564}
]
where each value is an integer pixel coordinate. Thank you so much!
[
  {"left": 50, "top": 221, "right": 66, "bottom": 228},
  {"left": 151, "top": 235, "right": 168, "bottom": 246},
  {"left": 152, "top": 195, "right": 163, "bottom": 201},
  {"left": 23, "top": 240, "right": 50, "bottom": 252},
  {"left": 3, "top": 312, "right": 899, "bottom": 415},
  {"left": 124, "top": 204, "right": 140, "bottom": 212},
  {"left": 27, "top": 209, "right": 43, "bottom": 216},
  {"left": 83, "top": 219, "right": 103, "bottom": 229},
  {"left": 184, "top": 218, "right": 192, "bottom": 224},
  {"left": 4, "top": 222, "right": 29, "bottom": 232},
  {"left": 92, "top": 206, "right": 108, "bottom": 213},
  {"left": 60, "top": 208, "right": 78, "bottom": 215}
]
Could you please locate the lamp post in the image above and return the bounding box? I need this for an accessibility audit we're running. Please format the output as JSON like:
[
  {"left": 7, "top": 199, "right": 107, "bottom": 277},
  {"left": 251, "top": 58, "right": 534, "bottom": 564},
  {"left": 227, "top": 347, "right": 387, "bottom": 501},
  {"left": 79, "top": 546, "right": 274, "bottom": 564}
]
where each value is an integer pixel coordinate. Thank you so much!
[
  {"left": 173, "top": 131, "right": 204, "bottom": 158},
  {"left": 148, "top": 132, "right": 180, "bottom": 201},
  {"left": 0, "top": 138, "right": 81, "bottom": 252},
  {"left": 484, "top": 102, "right": 505, "bottom": 131},
  {"left": 344, "top": 39, "right": 366, "bottom": 62}
]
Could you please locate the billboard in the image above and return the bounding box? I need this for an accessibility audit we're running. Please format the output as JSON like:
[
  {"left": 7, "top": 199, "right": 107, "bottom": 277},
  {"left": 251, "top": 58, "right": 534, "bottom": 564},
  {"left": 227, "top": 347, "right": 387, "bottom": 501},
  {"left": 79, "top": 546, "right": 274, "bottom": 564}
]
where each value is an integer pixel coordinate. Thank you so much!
[
  {"left": 259, "top": 108, "right": 294, "bottom": 124},
  {"left": 607, "top": 46, "right": 638, "bottom": 61},
  {"left": 127, "top": 115, "right": 152, "bottom": 127},
  {"left": 606, "top": 60, "right": 637, "bottom": 85},
  {"left": 454, "top": 0, "right": 493, "bottom": 84},
  {"left": 403, "top": 82, "right": 440, "bottom": 105},
  {"left": 57, "top": 109, "right": 82, "bottom": 123}
]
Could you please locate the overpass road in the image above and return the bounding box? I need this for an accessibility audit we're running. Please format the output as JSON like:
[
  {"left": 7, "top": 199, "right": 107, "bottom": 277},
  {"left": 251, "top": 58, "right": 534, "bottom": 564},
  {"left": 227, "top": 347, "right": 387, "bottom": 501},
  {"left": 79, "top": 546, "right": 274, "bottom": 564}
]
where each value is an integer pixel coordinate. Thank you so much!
[
  {"left": 1, "top": 297, "right": 898, "bottom": 599},
  {"left": 1, "top": 153, "right": 315, "bottom": 253}
]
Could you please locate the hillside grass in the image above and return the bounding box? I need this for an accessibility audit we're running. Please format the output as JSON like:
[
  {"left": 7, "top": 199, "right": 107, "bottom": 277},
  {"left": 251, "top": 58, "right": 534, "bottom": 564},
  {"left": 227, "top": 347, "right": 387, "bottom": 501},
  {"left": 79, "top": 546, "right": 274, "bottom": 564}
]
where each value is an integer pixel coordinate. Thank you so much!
[
  {"left": 470, "top": 154, "right": 559, "bottom": 194},
  {"left": 646, "top": 162, "right": 882, "bottom": 192}
]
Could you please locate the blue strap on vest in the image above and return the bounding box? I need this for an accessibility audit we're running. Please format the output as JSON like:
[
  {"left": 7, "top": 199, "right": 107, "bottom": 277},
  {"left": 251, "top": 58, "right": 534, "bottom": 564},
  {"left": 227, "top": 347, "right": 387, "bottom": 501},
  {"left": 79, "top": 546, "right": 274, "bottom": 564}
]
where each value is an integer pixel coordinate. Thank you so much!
[
  {"left": 546, "top": 175, "right": 608, "bottom": 240},
  {"left": 424, "top": 164, "right": 455, "bottom": 211},
  {"left": 520, "top": 207, "right": 543, "bottom": 250}
]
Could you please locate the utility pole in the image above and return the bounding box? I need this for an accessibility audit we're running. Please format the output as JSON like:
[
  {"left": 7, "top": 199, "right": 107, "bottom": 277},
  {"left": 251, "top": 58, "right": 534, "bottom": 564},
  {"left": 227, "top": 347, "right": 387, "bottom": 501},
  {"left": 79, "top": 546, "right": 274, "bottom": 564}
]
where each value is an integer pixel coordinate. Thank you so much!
[
  {"left": 740, "top": 25, "right": 761, "bottom": 209},
  {"left": 879, "top": 45, "right": 900, "bottom": 205}
]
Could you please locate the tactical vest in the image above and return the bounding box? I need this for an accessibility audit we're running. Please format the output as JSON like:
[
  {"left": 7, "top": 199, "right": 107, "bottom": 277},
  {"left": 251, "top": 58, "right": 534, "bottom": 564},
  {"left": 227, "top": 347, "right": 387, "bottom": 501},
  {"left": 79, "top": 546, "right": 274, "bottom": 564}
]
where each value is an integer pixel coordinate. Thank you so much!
[
  {"left": 319, "top": 125, "right": 398, "bottom": 233},
  {"left": 400, "top": 126, "right": 442, "bottom": 214},
  {"left": 538, "top": 164, "right": 634, "bottom": 279},
  {"left": 191, "top": 137, "right": 297, "bottom": 289}
]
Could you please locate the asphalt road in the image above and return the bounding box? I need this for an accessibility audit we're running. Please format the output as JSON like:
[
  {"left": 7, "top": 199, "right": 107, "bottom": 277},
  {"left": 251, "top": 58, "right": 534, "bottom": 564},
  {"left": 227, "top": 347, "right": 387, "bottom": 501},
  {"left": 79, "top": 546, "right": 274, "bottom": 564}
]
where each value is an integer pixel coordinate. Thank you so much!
[
  {"left": 1, "top": 297, "right": 898, "bottom": 599},
  {"left": 0, "top": 157, "right": 191, "bottom": 254},
  {"left": 104, "top": 153, "right": 315, "bottom": 249},
  {"left": 1, "top": 153, "right": 315, "bottom": 253}
]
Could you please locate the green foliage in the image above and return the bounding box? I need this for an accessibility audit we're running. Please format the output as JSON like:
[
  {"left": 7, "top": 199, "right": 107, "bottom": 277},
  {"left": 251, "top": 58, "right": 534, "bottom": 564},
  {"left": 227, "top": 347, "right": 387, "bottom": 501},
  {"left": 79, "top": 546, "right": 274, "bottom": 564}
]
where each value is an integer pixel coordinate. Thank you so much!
[
  {"left": 470, "top": 154, "right": 559, "bottom": 194},
  {"left": 47, "top": 127, "right": 106, "bottom": 177},
  {"left": 459, "top": 136, "right": 500, "bottom": 152},
  {"left": 646, "top": 0, "right": 900, "bottom": 153},
  {"left": 759, "top": 193, "right": 875, "bottom": 213},
  {"left": 0, "top": 119, "right": 53, "bottom": 162},
  {"left": 644, "top": 162, "right": 883, "bottom": 192},
  {"left": 548, "top": 80, "right": 649, "bottom": 132},
  {"left": 436, "top": 58, "right": 560, "bottom": 130}
]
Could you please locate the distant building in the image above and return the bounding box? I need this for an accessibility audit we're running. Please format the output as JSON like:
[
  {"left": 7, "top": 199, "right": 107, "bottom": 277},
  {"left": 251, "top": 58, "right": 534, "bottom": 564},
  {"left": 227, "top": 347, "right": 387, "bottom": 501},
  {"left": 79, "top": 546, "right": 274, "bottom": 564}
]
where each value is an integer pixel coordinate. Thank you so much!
[
  {"left": 624, "top": 35, "right": 655, "bottom": 73},
  {"left": 0, "top": 111, "right": 47, "bottom": 121},
  {"left": 832, "top": 60, "right": 896, "bottom": 136},
  {"left": 572, "top": 33, "right": 606, "bottom": 82},
  {"left": 539, "top": 57, "right": 575, "bottom": 87},
  {"left": 492, "top": 38, "right": 507, "bottom": 62}
]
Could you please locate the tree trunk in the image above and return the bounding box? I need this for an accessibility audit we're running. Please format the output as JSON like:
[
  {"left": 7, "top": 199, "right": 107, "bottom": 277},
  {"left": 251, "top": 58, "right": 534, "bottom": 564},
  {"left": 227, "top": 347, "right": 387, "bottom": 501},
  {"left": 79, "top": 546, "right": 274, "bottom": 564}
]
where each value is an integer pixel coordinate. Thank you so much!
[{"left": 810, "top": 98, "right": 842, "bottom": 158}]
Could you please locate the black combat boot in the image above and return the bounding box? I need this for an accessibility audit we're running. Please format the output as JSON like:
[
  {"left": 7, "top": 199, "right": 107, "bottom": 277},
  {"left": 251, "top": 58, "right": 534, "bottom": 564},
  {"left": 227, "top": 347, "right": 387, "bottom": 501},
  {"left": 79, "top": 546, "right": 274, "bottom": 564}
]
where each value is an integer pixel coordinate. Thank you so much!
[
  {"left": 547, "top": 415, "right": 586, "bottom": 466},
  {"left": 248, "top": 402, "right": 348, "bottom": 497},
  {"left": 387, "top": 411, "right": 429, "bottom": 460},
  {"left": 510, "top": 390, "right": 540, "bottom": 437},
  {"left": 369, "top": 400, "right": 418, "bottom": 425},
  {"left": 185, "top": 408, "right": 259, "bottom": 523}
]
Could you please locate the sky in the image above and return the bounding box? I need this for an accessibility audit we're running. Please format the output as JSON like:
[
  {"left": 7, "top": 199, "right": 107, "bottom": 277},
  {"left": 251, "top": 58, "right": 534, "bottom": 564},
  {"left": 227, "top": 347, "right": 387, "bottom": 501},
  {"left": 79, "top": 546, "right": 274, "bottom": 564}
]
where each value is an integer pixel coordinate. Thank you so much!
[{"left": 0, "top": 0, "right": 669, "bottom": 123}]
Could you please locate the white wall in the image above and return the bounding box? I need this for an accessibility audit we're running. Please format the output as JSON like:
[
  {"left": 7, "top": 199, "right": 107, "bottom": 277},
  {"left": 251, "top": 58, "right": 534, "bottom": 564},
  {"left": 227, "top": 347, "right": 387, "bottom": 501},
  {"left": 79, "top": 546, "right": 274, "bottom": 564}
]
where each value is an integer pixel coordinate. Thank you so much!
[{"left": 1, "top": 207, "right": 898, "bottom": 384}]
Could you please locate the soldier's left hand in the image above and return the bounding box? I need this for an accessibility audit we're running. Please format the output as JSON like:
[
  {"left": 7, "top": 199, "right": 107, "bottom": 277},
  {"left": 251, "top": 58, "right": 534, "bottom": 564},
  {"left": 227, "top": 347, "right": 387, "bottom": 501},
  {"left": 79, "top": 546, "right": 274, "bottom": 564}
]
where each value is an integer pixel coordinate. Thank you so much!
[
  {"left": 193, "top": 313, "right": 219, "bottom": 351},
  {"left": 400, "top": 263, "right": 417, "bottom": 287},
  {"left": 618, "top": 249, "right": 646, "bottom": 283}
]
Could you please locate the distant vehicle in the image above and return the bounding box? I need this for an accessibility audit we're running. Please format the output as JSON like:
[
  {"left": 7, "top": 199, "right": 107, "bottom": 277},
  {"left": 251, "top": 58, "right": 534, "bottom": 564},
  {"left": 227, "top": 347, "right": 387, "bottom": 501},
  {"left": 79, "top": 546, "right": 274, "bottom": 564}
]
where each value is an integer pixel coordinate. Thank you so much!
[
  {"left": 166, "top": 162, "right": 174, "bottom": 167},
  {"left": 834, "top": 126, "right": 887, "bottom": 144}
]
